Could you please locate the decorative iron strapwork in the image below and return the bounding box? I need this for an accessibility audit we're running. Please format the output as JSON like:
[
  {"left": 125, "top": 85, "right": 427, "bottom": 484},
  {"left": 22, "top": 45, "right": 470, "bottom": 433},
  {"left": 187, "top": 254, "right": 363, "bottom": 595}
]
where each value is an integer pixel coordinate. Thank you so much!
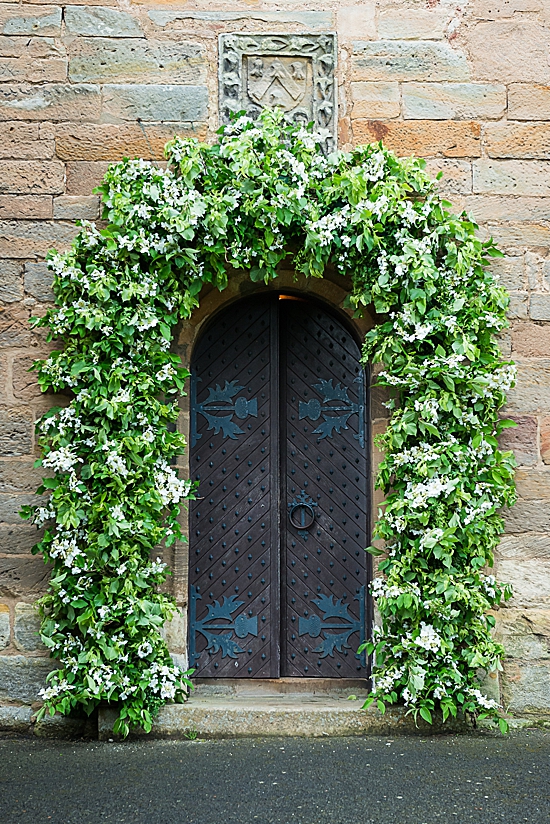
[
  {"left": 299, "top": 586, "right": 366, "bottom": 664},
  {"left": 191, "top": 378, "right": 258, "bottom": 446},
  {"left": 298, "top": 374, "right": 365, "bottom": 448},
  {"left": 189, "top": 585, "right": 258, "bottom": 664}
]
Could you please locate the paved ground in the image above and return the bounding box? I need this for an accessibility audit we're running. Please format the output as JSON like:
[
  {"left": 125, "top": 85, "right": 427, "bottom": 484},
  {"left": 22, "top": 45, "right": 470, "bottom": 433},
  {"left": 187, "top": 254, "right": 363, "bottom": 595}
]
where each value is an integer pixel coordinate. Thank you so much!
[{"left": 0, "top": 730, "right": 549, "bottom": 824}]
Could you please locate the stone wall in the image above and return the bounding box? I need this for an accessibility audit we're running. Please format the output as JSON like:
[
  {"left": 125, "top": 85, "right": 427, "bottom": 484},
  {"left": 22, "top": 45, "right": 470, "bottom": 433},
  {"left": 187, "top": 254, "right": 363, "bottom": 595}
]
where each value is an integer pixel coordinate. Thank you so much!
[{"left": 1, "top": 0, "right": 550, "bottom": 715}]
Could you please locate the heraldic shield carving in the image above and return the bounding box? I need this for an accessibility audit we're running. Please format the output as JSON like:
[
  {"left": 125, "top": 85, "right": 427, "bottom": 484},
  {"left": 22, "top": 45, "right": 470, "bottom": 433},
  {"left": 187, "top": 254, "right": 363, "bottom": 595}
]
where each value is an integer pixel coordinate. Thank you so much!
[{"left": 219, "top": 33, "right": 337, "bottom": 153}]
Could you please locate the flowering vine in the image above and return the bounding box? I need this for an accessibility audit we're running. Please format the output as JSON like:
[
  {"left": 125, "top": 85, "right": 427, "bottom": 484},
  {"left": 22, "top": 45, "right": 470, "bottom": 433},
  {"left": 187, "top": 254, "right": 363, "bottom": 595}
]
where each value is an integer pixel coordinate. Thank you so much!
[{"left": 23, "top": 109, "right": 515, "bottom": 735}]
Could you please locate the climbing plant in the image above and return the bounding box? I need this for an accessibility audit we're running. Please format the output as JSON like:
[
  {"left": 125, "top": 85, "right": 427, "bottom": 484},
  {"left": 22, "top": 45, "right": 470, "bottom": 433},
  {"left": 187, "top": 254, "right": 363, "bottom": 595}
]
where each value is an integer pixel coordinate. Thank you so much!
[{"left": 22, "top": 109, "right": 516, "bottom": 736}]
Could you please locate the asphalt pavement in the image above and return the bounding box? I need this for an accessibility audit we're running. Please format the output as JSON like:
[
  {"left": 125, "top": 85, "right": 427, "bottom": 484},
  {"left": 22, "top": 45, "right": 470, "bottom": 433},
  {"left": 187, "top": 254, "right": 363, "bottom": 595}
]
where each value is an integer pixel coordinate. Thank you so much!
[{"left": 0, "top": 730, "right": 549, "bottom": 824}]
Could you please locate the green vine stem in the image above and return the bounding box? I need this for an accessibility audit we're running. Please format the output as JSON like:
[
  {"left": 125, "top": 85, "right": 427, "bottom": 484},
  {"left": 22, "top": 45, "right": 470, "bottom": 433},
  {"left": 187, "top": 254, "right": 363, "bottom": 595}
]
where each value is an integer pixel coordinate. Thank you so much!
[{"left": 21, "top": 110, "right": 516, "bottom": 736}]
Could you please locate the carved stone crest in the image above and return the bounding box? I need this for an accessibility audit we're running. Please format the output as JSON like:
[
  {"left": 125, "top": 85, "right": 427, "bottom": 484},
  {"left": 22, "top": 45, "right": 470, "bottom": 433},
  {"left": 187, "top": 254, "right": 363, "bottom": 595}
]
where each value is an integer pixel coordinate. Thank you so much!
[{"left": 219, "top": 33, "right": 337, "bottom": 152}]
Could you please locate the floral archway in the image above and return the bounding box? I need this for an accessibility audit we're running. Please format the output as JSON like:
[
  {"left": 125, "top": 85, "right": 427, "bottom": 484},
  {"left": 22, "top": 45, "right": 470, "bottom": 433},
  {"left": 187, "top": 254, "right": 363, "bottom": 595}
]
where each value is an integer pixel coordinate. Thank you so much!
[{"left": 24, "top": 110, "right": 516, "bottom": 736}]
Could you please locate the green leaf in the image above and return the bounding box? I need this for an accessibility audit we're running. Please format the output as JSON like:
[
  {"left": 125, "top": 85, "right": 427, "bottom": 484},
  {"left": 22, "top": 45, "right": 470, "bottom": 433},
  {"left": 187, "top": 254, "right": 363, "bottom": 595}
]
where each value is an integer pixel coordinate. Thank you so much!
[{"left": 419, "top": 707, "right": 432, "bottom": 724}]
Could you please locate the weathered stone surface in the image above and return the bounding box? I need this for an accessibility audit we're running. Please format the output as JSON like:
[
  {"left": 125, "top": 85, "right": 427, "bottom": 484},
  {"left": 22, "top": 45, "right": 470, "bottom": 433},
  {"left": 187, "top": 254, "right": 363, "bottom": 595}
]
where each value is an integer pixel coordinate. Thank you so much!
[
  {"left": 467, "top": 20, "right": 550, "bottom": 83},
  {"left": 149, "top": 10, "right": 334, "bottom": 30},
  {"left": 506, "top": 359, "right": 550, "bottom": 413},
  {"left": 512, "top": 322, "right": 550, "bottom": 357},
  {"left": 0, "top": 221, "right": 78, "bottom": 259},
  {"left": 66, "top": 161, "right": 111, "bottom": 195},
  {"left": 0, "top": 54, "right": 66, "bottom": 83},
  {"left": 507, "top": 294, "right": 529, "bottom": 320},
  {"left": 541, "top": 417, "right": 550, "bottom": 465},
  {"left": 52, "top": 195, "right": 98, "bottom": 220},
  {"left": 0, "top": 5, "right": 61, "bottom": 37},
  {"left": 0, "top": 704, "right": 31, "bottom": 732},
  {"left": 377, "top": 9, "right": 450, "bottom": 40},
  {"left": 424, "top": 159, "right": 472, "bottom": 196},
  {"left": 508, "top": 83, "right": 550, "bottom": 120},
  {"left": 0, "top": 161, "right": 64, "bottom": 195},
  {"left": 351, "top": 81, "right": 400, "bottom": 119},
  {"left": 0, "top": 260, "right": 22, "bottom": 303},
  {"left": 0, "top": 654, "right": 52, "bottom": 703},
  {"left": 465, "top": 196, "right": 550, "bottom": 223},
  {"left": 352, "top": 41, "right": 469, "bottom": 82},
  {"left": 101, "top": 84, "right": 208, "bottom": 123},
  {"left": 402, "top": 83, "right": 505, "bottom": 120},
  {"left": 473, "top": 160, "right": 550, "bottom": 196},
  {"left": 0, "top": 122, "right": 53, "bottom": 159},
  {"left": 0, "top": 556, "right": 50, "bottom": 598},
  {"left": 0, "top": 195, "right": 52, "bottom": 219},
  {"left": 161, "top": 609, "right": 187, "bottom": 653},
  {"left": 0, "top": 305, "right": 33, "bottom": 347},
  {"left": 337, "top": 6, "right": 376, "bottom": 41},
  {"left": 471, "top": 0, "right": 542, "bottom": 18},
  {"left": 515, "top": 468, "right": 550, "bottom": 501},
  {"left": 0, "top": 604, "right": 9, "bottom": 648},
  {"left": 485, "top": 123, "right": 550, "bottom": 159},
  {"left": 496, "top": 609, "right": 550, "bottom": 661},
  {"left": 0, "top": 524, "right": 42, "bottom": 555},
  {"left": 56, "top": 123, "right": 204, "bottom": 161},
  {"left": 14, "top": 602, "right": 43, "bottom": 652},
  {"left": 497, "top": 534, "right": 550, "bottom": 606},
  {"left": 501, "top": 661, "right": 550, "bottom": 714},
  {"left": 12, "top": 357, "right": 41, "bottom": 400},
  {"left": 24, "top": 261, "right": 53, "bottom": 301},
  {"left": 486, "top": 222, "right": 550, "bottom": 250},
  {"left": 0, "top": 35, "right": 64, "bottom": 61},
  {"left": 0, "top": 409, "right": 32, "bottom": 456},
  {"left": 65, "top": 6, "right": 142, "bottom": 38},
  {"left": 0, "top": 494, "right": 40, "bottom": 524},
  {"left": 530, "top": 295, "right": 550, "bottom": 321},
  {"left": 352, "top": 120, "right": 481, "bottom": 158},
  {"left": 486, "top": 255, "right": 525, "bottom": 292},
  {"left": 0, "top": 84, "right": 100, "bottom": 122},
  {"left": 0, "top": 461, "right": 45, "bottom": 494},
  {"left": 69, "top": 38, "right": 206, "bottom": 85},
  {"left": 498, "top": 415, "right": 538, "bottom": 466}
]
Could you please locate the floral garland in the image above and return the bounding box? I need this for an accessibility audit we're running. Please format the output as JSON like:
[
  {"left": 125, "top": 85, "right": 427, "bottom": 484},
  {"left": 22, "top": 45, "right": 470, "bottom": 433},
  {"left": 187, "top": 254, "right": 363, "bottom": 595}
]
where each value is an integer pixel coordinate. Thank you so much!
[{"left": 23, "top": 109, "right": 515, "bottom": 736}]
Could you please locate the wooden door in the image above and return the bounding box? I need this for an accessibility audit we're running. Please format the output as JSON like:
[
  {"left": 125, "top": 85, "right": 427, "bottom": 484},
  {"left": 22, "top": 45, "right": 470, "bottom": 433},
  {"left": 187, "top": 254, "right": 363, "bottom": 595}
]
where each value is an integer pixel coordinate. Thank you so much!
[{"left": 188, "top": 295, "right": 369, "bottom": 678}]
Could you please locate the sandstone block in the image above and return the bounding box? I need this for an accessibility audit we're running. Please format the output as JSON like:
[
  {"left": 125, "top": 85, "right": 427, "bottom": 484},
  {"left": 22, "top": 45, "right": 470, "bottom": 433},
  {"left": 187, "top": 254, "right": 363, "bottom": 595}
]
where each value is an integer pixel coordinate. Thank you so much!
[
  {"left": 0, "top": 122, "right": 53, "bottom": 160},
  {"left": 471, "top": 0, "right": 542, "bottom": 19},
  {"left": 541, "top": 417, "right": 550, "bottom": 465},
  {"left": 473, "top": 160, "right": 550, "bottom": 196},
  {"left": 53, "top": 195, "right": 99, "bottom": 220},
  {"left": 0, "top": 196, "right": 52, "bottom": 219},
  {"left": 66, "top": 161, "right": 111, "bottom": 195},
  {"left": 501, "top": 661, "right": 550, "bottom": 713},
  {"left": 0, "top": 705, "right": 32, "bottom": 732},
  {"left": 498, "top": 414, "right": 537, "bottom": 466},
  {"left": 0, "top": 304, "right": 32, "bottom": 347},
  {"left": 12, "top": 357, "right": 41, "bottom": 400},
  {"left": 0, "top": 409, "right": 32, "bottom": 456},
  {"left": 530, "top": 295, "right": 550, "bottom": 321},
  {"left": 508, "top": 84, "right": 550, "bottom": 121},
  {"left": 464, "top": 196, "right": 550, "bottom": 223},
  {"left": 0, "top": 524, "right": 43, "bottom": 555},
  {"left": 14, "top": 602, "right": 43, "bottom": 652},
  {"left": 351, "top": 82, "right": 400, "bottom": 119},
  {"left": 508, "top": 294, "right": 529, "bottom": 320},
  {"left": 402, "top": 83, "right": 505, "bottom": 120},
  {"left": 512, "top": 322, "right": 550, "bottom": 358},
  {"left": 485, "top": 122, "right": 550, "bottom": 159},
  {"left": 0, "top": 556, "right": 50, "bottom": 598},
  {"left": 161, "top": 609, "right": 187, "bottom": 653},
  {"left": 24, "top": 261, "right": 53, "bottom": 301},
  {"left": 497, "top": 555, "right": 550, "bottom": 608},
  {"left": 377, "top": 9, "right": 450, "bottom": 40},
  {"left": 489, "top": 222, "right": 550, "bottom": 250},
  {"left": 0, "top": 221, "right": 78, "bottom": 259},
  {"left": 0, "top": 461, "right": 46, "bottom": 494},
  {"left": 506, "top": 359, "right": 550, "bottom": 413},
  {"left": 0, "top": 604, "right": 9, "bottom": 648},
  {"left": 148, "top": 10, "right": 334, "bottom": 30},
  {"left": 495, "top": 609, "right": 550, "bottom": 661},
  {"left": 504, "top": 499, "right": 550, "bottom": 533},
  {"left": 0, "top": 494, "right": 40, "bottom": 524},
  {"left": 352, "top": 120, "right": 481, "bottom": 158},
  {"left": 101, "top": 84, "right": 208, "bottom": 123},
  {"left": 56, "top": 123, "right": 204, "bottom": 162},
  {"left": 0, "top": 161, "right": 64, "bottom": 195},
  {"left": 0, "top": 36, "right": 64, "bottom": 61},
  {"left": 486, "top": 255, "right": 525, "bottom": 292},
  {"left": 515, "top": 468, "right": 550, "bottom": 501},
  {"left": 0, "top": 5, "right": 61, "bottom": 37},
  {"left": 0, "top": 55, "right": 67, "bottom": 84},
  {"left": 337, "top": 6, "right": 376, "bottom": 42},
  {"left": 69, "top": 38, "right": 206, "bottom": 85},
  {"left": 0, "top": 84, "right": 100, "bottom": 123},
  {"left": 65, "top": 6, "right": 142, "bottom": 38},
  {"left": 424, "top": 159, "right": 472, "bottom": 196},
  {"left": 351, "top": 41, "right": 469, "bottom": 82},
  {"left": 0, "top": 654, "right": 52, "bottom": 703},
  {"left": 467, "top": 20, "right": 550, "bottom": 83},
  {"left": 0, "top": 260, "right": 22, "bottom": 303}
]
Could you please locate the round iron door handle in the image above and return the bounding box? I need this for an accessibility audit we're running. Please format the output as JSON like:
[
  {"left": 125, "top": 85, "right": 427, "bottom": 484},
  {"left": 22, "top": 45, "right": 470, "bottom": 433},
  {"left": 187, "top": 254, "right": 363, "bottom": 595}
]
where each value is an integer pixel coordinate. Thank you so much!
[{"left": 288, "top": 501, "right": 316, "bottom": 530}]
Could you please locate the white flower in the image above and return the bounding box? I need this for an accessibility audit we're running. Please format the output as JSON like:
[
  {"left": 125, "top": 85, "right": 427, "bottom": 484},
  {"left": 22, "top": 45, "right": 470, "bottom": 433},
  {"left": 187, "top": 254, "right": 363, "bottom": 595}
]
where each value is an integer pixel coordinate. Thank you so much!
[
  {"left": 414, "top": 622, "right": 442, "bottom": 653},
  {"left": 137, "top": 641, "right": 153, "bottom": 658},
  {"left": 43, "top": 447, "right": 82, "bottom": 473}
]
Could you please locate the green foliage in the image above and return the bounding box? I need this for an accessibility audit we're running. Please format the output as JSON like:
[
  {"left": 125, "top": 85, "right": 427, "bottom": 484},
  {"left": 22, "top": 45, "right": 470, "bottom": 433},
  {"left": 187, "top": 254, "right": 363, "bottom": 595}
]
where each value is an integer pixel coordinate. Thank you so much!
[{"left": 24, "top": 109, "right": 515, "bottom": 734}]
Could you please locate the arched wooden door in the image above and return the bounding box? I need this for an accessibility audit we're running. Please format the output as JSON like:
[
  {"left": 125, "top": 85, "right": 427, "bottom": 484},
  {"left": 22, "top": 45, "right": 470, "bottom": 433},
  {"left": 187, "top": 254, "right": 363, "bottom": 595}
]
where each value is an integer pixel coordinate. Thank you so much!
[{"left": 189, "top": 294, "right": 370, "bottom": 678}]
